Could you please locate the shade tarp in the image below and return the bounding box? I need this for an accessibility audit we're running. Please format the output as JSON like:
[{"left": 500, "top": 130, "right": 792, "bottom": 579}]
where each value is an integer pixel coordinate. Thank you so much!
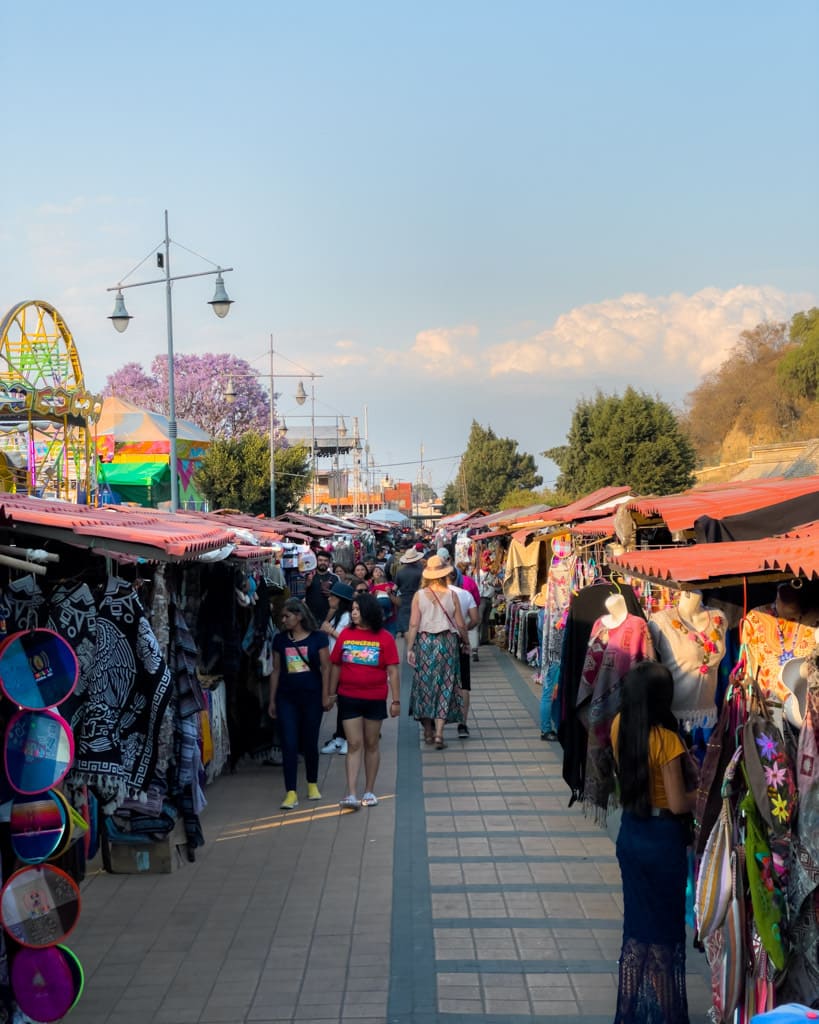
[
  {"left": 96, "top": 397, "right": 210, "bottom": 443},
  {"left": 365, "top": 508, "right": 410, "bottom": 524},
  {"left": 98, "top": 462, "right": 171, "bottom": 507},
  {"left": 99, "top": 462, "right": 169, "bottom": 486}
]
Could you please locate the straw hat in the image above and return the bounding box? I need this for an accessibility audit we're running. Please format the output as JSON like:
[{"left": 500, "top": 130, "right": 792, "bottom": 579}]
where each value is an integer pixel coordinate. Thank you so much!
[
  {"left": 532, "top": 584, "right": 549, "bottom": 608},
  {"left": 422, "top": 555, "right": 452, "bottom": 580},
  {"left": 400, "top": 548, "right": 424, "bottom": 564}
]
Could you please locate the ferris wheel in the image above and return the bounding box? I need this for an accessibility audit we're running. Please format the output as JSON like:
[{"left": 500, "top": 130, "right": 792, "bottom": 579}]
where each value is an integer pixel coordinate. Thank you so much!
[{"left": 0, "top": 300, "right": 101, "bottom": 499}]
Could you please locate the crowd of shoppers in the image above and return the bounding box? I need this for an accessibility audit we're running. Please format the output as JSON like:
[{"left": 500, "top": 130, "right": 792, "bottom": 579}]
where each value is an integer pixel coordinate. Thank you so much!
[{"left": 267, "top": 538, "right": 493, "bottom": 808}]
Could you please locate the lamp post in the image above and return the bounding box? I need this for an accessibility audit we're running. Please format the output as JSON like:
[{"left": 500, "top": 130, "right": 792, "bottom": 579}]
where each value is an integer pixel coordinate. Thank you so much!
[
  {"left": 107, "top": 210, "right": 233, "bottom": 513},
  {"left": 335, "top": 415, "right": 348, "bottom": 516},
  {"left": 222, "top": 338, "right": 320, "bottom": 519},
  {"left": 295, "top": 374, "right": 319, "bottom": 512}
]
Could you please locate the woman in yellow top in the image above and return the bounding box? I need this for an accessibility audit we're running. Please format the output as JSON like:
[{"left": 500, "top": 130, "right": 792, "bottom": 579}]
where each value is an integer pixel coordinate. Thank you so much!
[{"left": 610, "top": 661, "right": 695, "bottom": 1024}]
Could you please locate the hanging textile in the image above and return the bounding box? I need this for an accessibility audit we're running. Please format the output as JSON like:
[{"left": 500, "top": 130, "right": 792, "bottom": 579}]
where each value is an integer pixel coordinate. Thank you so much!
[
  {"left": 503, "top": 539, "right": 542, "bottom": 600},
  {"left": 781, "top": 668, "right": 819, "bottom": 1004},
  {"left": 51, "top": 577, "right": 173, "bottom": 812},
  {"left": 577, "top": 613, "right": 653, "bottom": 819},
  {"left": 558, "top": 582, "right": 644, "bottom": 805}
]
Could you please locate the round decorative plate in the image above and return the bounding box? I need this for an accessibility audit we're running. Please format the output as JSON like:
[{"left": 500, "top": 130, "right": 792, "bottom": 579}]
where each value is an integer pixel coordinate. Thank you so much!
[
  {"left": 10, "top": 791, "right": 67, "bottom": 864},
  {"left": 0, "top": 629, "right": 78, "bottom": 709},
  {"left": 4, "top": 709, "right": 74, "bottom": 795},
  {"left": 0, "top": 864, "right": 81, "bottom": 948},
  {"left": 10, "top": 945, "right": 79, "bottom": 1022}
]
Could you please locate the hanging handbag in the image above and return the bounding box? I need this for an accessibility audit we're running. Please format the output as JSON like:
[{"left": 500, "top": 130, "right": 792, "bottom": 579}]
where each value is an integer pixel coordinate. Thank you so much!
[
  {"left": 695, "top": 747, "right": 742, "bottom": 937},
  {"left": 741, "top": 789, "right": 787, "bottom": 970},
  {"left": 743, "top": 680, "right": 797, "bottom": 837},
  {"left": 719, "top": 849, "right": 746, "bottom": 1020},
  {"left": 695, "top": 673, "right": 746, "bottom": 855},
  {"left": 428, "top": 589, "right": 469, "bottom": 653}
]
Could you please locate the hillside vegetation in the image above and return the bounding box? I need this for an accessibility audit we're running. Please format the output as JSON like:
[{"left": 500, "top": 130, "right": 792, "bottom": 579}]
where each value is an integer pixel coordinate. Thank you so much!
[{"left": 682, "top": 308, "right": 819, "bottom": 466}]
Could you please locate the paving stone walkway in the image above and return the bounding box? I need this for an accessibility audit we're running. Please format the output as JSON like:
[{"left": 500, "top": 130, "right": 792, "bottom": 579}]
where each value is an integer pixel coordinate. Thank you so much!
[{"left": 68, "top": 644, "right": 711, "bottom": 1024}]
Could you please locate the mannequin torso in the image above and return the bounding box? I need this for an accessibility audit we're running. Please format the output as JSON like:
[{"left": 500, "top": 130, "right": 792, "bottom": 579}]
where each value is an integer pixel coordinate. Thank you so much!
[
  {"left": 601, "top": 593, "right": 628, "bottom": 630},
  {"left": 648, "top": 596, "right": 726, "bottom": 729}
]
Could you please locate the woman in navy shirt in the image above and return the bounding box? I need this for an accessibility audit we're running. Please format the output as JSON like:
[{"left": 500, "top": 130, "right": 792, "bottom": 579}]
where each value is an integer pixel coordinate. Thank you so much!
[{"left": 268, "top": 599, "right": 330, "bottom": 810}]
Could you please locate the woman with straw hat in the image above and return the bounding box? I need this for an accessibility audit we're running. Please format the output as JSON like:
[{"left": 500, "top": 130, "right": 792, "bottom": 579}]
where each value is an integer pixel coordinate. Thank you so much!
[{"left": 405, "top": 555, "right": 468, "bottom": 749}]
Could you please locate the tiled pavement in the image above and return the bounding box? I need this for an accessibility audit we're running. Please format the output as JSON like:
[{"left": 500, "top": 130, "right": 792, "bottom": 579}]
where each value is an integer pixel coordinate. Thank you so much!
[{"left": 68, "top": 645, "right": 712, "bottom": 1024}]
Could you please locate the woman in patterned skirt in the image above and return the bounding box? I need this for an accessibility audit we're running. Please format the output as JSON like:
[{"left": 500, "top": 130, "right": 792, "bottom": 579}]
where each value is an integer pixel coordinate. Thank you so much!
[{"left": 405, "top": 554, "right": 467, "bottom": 749}]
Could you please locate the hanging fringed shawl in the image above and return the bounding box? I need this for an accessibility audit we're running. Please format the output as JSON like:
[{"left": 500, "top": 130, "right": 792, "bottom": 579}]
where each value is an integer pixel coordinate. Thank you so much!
[
  {"left": 52, "top": 578, "right": 173, "bottom": 813},
  {"left": 781, "top": 667, "right": 819, "bottom": 1005}
]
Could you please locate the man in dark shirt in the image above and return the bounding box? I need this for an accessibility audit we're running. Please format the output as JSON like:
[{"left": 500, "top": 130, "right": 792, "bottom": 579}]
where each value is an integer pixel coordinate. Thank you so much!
[{"left": 305, "top": 550, "right": 338, "bottom": 623}]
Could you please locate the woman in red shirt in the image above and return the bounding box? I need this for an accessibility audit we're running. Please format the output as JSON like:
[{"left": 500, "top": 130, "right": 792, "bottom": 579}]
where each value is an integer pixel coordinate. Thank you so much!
[
  {"left": 328, "top": 593, "right": 400, "bottom": 810},
  {"left": 369, "top": 563, "right": 399, "bottom": 635}
]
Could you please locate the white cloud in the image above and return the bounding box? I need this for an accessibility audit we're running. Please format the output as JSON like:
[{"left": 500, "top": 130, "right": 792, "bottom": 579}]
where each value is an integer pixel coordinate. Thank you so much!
[
  {"left": 376, "top": 323, "right": 479, "bottom": 376},
  {"left": 486, "top": 284, "right": 815, "bottom": 384}
]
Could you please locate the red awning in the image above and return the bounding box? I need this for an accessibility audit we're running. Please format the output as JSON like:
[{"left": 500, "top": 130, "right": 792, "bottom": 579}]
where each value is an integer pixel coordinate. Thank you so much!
[
  {"left": 627, "top": 477, "right": 819, "bottom": 533},
  {"left": 610, "top": 534, "right": 819, "bottom": 586},
  {"left": 571, "top": 515, "right": 618, "bottom": 537}
]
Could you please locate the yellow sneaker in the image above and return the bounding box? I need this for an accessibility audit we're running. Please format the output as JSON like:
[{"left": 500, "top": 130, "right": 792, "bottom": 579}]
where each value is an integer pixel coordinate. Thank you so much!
[
  {"left": 307, "top": 783, "right": 322, "bottom": 801},
  {"left": 280, "top": 790, "right": 299, "bottom": 810}
]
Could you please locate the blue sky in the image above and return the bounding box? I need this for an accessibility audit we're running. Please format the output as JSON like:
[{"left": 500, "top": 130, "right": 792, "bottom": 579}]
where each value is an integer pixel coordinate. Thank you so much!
[{"left": 2, "top": 2, "right": 817, "bottom": 494}]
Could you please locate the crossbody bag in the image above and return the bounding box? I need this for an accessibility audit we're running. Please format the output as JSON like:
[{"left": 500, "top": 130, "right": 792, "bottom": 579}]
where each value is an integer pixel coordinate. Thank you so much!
[{"left": 428, "top": 589, "right": 469, "bottom": 653}]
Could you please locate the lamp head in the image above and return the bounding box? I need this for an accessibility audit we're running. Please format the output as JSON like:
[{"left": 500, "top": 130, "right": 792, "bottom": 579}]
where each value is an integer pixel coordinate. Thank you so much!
[
  {"left": 109, "top": 289, "right": 132, "bottom": 333},
  {"left": 209, "top": 272, "right": 233, "bottom": 318},
  {"left": 279, "top": 417, "right": 288, "bottom": 437},
  {"left": 224, "top": 376, "right": 237, "bottom": 404},
  {"left": 295, "top": 381, "right": 307, "bottom": 406},
  {"left": 338, "top": 417, "right": 348, "bottom": 439}
]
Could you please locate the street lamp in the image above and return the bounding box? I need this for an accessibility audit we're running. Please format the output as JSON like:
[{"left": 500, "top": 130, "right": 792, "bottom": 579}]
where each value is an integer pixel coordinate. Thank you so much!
[
  {"left": 107, "top": 210, "right": 234, "bottom": 513},
  {"left": 294, "top": 374, "right": 318, "bottom": 511},
  {"left": 221, "top": 338, "right": 318, "bottom": 518}
]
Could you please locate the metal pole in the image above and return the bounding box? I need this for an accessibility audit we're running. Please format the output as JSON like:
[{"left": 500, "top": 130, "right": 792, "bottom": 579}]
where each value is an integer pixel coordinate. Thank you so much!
[
  {"left": 164, "top": 210, "right": 179, "bottom": 513},
  {"left": 335, "top": 415, "right": 340, "bottom": 517},
  {"left": 311, "top": 379, "right": 316, "bottom": 511},
  {"left": 269, "top": 335, "right": 276, "bottom": 518}
]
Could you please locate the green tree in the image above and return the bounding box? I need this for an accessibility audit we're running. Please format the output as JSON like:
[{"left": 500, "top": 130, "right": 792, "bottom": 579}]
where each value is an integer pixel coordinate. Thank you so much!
[
  {"left": 777, "top": 308, "right": 819, "bottom": 400},
  {"left": 443, "top": 422, "right": 542, "bottom": 513},
  {"left": 545, "top": 388, "right": 696, "bottom": 498},
  {"left": 196, "top": 433, "right": 311, "bottom": 515}
]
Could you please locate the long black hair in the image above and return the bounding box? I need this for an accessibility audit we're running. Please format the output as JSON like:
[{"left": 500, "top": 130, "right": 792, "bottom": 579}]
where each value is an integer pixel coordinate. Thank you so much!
[
  {"left": 281, "top": 598, "right": 319, "bottom": 633},
  {"left": 617, "top": 661, "right": 678, "bottom": 818},
  {"left": 353, "top": 592, "right": 384, "bottom": 632},
  {"left": 329, "top": 594, "right": 353, "bottom": 628}
]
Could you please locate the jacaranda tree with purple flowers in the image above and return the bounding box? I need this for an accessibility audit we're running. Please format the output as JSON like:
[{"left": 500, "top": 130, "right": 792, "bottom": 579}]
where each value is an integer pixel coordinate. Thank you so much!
[{"left": 104, "top": 353, "right": 271, "bottom": 439}]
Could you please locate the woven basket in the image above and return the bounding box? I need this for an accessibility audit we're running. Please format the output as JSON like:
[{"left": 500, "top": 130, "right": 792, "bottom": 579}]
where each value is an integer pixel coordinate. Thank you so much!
[{"left": 492, "top": 626, "right": 507, "bottom": 649}]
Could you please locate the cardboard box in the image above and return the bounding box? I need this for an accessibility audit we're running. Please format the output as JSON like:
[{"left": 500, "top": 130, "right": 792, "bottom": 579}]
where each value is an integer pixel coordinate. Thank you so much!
[{"left": 101, "top": 819, "right": 189, "bottom": 874}]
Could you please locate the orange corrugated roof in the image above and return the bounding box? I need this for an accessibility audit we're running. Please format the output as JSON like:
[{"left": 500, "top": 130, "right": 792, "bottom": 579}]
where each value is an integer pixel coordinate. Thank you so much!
[
  {"left": 0, "top": 495, "right": 236, "bottom": 560},
  {"left": 572, "top": 515, "right": 618, "bottom": 537},
  {"left": 610, "top": 534, "right": 819, "bottom": 585},
  {"left": 627, "top": 477, "right": 819, "bottom": 533},
  {"left": 546, "top": 486, "right": 632, "bottom": 522}
]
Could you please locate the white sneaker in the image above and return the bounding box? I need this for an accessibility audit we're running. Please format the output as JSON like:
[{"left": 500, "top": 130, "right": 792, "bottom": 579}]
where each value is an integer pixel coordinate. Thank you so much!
[
  {"left": 321, "top": 738, "right": 341, "bottom": 754},
  {"left": 336, "top": 740, "right": 348, "bottom": 755}
]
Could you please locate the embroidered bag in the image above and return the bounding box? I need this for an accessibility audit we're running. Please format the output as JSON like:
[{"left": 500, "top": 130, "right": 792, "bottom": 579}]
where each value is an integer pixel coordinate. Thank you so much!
[
  {"left": 741, "top": 789, "right": 786, "bottom": 970},
  {"left": 743, "top": 682, "right": 797, "bottom": 837},
  {"left": 696, "top": 747, "right": 742, "bottom": 937}
]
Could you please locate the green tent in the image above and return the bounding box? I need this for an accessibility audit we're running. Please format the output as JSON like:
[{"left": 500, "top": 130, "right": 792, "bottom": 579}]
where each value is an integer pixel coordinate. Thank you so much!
[{"left": 98, "top": 462, "right": 171, "bottom": 507}]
